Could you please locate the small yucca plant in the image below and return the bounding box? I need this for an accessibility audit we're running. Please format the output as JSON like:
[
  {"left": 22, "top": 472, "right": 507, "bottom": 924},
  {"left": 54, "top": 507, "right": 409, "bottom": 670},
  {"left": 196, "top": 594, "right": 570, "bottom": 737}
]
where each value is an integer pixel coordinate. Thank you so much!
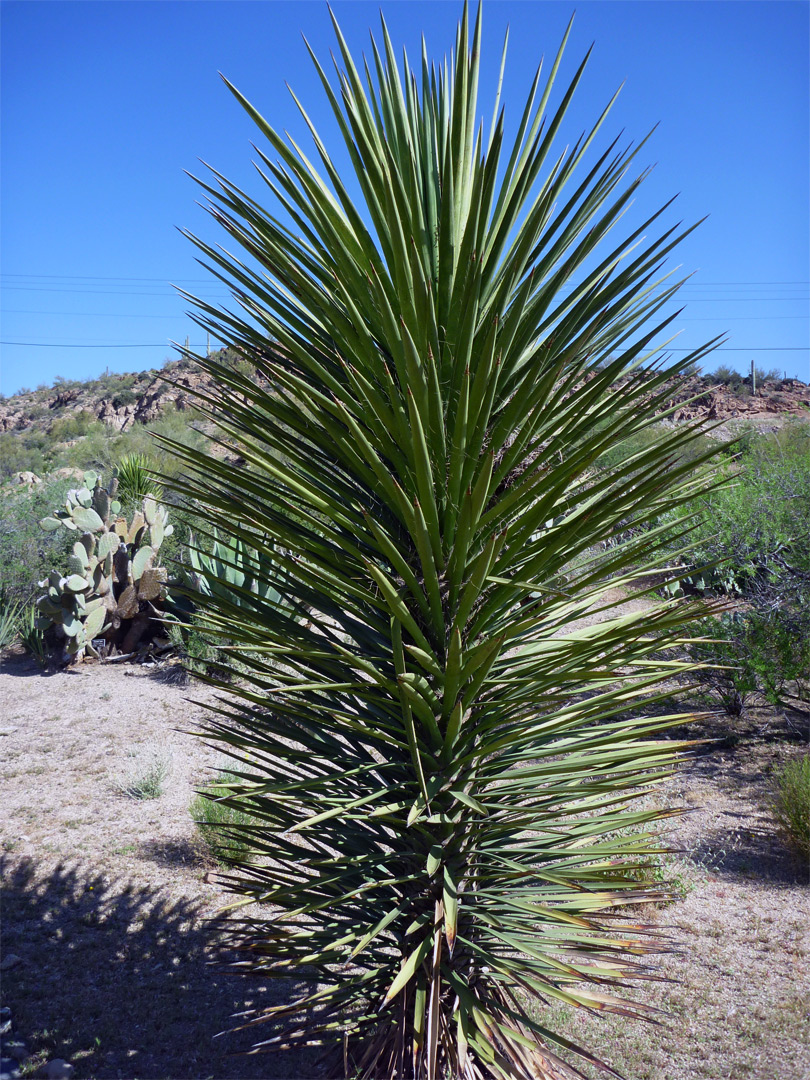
[
  {"left": 167, "top": 5, "right": 722, "bottom": 1077},
  {"left": 115, "top": 452, "right": 163, "bottom": 504}
]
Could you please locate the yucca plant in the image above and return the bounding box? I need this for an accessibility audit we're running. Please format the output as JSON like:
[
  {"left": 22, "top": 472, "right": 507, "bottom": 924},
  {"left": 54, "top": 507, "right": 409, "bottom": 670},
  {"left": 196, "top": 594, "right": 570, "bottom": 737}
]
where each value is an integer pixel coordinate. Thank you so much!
[
  {"left": 166, "top": 5, "right": 723, "bottom": 1077},
  {"left": 18, "top": 604, "right": 48, "bottom": 668},
  {"left": 0, "top": 595, "right": 23, "bottom": 653},
  {"left": 115, "top": 452, "right": 164, "bottom": 504}
]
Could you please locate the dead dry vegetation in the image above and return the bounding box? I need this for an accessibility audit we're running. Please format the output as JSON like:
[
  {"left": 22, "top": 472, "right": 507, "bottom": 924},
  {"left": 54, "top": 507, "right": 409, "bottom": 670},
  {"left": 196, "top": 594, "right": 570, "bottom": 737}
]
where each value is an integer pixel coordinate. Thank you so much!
[{"left": 0, "top": 652, "right": 807, "bottom": 1080}]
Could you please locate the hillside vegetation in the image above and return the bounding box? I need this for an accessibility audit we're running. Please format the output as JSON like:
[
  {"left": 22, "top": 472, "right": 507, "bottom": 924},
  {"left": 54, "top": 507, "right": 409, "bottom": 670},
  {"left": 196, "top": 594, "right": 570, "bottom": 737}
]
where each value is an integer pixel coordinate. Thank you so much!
[{"left": 2, "top": 353, "right": 808, "bottom": 485}]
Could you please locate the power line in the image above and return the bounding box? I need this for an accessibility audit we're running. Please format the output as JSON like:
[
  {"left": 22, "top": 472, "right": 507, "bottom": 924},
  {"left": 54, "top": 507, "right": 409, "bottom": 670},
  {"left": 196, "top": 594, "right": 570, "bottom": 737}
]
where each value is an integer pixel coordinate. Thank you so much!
[
  {"left": 1, "top": 339, "right": 806, "bottom": 351},
  {"left": 0, "top": 341, "right": 204, "bottom": 348},
  {"left": 2, "top": 285, "right": 808, "bottom": 304},
  {"left": 666, "top": 347, "right": 808, "bottom": 352},
  {"left": 0, "top": 286, "right": 231, "bottom": 297},
  {"left": 3, "top": 307, "right": 809, "bottom": 322},
  {"left": 3, "top": 273, "right": 809, "bottom": 285},
  {"left": 2, "top": 309, "right": 197, "bottom": 319}
]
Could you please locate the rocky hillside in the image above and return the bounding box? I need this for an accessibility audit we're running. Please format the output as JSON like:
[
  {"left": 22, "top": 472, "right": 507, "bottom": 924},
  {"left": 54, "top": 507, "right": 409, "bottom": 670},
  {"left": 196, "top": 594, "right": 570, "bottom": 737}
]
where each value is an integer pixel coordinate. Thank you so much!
[
  {"left": 0, "top": 354, "right": 223, "bottom": 435},
  {"left": 1, "top": 351, "right": 808, "bottom": 441},
  {"left": 664, "top": 374, "right": 810, "bottom": 425}
]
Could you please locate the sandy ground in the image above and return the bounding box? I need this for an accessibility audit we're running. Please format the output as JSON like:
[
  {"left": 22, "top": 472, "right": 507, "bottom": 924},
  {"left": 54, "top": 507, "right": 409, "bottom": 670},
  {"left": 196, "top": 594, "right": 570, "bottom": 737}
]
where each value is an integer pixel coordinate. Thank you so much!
[{"left": 0, "top": 649, "right": 808, "bottom": 1080}]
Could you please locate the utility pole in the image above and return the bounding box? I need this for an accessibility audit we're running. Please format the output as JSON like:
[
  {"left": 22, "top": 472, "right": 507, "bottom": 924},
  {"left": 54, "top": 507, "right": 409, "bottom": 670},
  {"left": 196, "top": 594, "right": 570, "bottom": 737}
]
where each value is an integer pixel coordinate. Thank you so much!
[
  {"left": 751, "top": 358, "right": 756, "bottom": 396},
  {"left": 185, "top": 335, "right": 190, "bottom": 355},
  {"left": 207, "top": 332, "right": 211, "bottom": 357}
]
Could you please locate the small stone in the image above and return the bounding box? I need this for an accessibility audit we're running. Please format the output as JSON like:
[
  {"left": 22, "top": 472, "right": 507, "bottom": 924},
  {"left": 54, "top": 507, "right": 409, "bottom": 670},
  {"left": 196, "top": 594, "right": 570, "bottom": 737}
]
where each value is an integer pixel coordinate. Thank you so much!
[
  {"left": 0, "top": 727, "right": 17, "bottom": 736},
  {"left": 1, "top": 1057, "right": 21, "bottom": 1080},
  {"left": 0, "top": 955, "right": 21, "bottom": 971},
  {"left": 3, "top": 1045, "right": 27, "bottom": 1064},
  {"left": 44, "top": 1062, "right": 75, "bottom": 1080},
  {"left": 0, "top": 1019, "right": 11, "bottom": 1036}
]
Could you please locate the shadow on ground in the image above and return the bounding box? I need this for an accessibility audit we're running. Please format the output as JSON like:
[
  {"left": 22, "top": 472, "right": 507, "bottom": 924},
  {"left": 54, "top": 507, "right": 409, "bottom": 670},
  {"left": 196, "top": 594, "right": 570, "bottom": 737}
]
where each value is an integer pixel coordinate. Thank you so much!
[
  {"left": 675, "top": 738, "right": 810, "bottom": 887},
  {"left": 0, "top": 651, "right": 72, "bottom": 678},
  {"left": 0, "top": 858, "right": 321, "bottom": 1079}
]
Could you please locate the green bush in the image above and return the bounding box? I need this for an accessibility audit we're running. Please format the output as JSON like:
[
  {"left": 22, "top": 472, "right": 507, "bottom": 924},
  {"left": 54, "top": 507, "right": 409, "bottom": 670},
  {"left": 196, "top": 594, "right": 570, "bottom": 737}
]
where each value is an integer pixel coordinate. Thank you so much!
[
  {"left": 114, "top": 452, "right": 164, "bottom": 505},
  {"left": 166, "top": 619, "right": 219, "bottom": 677},
  {"left": 771, "top": 756, "right": 810, "bottom": 859},
  {"left": 112, "top": 389, "right": 139, "bottom": 410},
  {"left": 116, "top": 744, "right": 172, "bottom": 800},
  {"left": 49, "top": 410, "right": 97, "bottom": 442},
  {"left": 58, "top": 420, "right": 117, "bottom": 471},
  {"left": 110, "top": 410, "right": 209, "bottom": 480},
  {"left": 711, "top": 365, "right": 741, "bottom": 385},
  {"left": 685, "top": 614, "right": 758, "bottom": 716},
  {"left": 0, "top": 430, "right": 49, "bottom": 478},
  {"left": 662, "top": 422, "right": 810, "bottom": 600},
  {"left": 0, "top": 478, "right": 74, "bottom": 606},
  {"left": 687, "top": 606, "right": 810, "bottom": 716},
  {"left": 743, "top": 607, "right": 810, "bottom": 706},
  {"left": 190, "top": 771, "right": 259, "bottom": 863}
]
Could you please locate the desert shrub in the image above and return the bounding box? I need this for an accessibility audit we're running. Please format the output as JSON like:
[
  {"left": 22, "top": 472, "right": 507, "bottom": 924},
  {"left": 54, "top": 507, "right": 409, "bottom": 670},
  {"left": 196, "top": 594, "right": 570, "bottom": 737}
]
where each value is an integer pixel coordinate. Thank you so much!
[
  {"left": 49, "top": 410, "right": 96, "bottom": 442},
  {"left": 166, "top": 618, "right": 219, "bottom": 677},
  {"left": 0, "top": 430, "right": 49, "bottom": 478},
  {"left": 753, "top": 366, "right": 780, "bottom": 385},
  {"left": 116, "top": 744, "right": 172, "bottom": 800},
  {"left": 672, "top": 427, "right": 810, "bottom": 712},
  {"left": 743, "top": 607, "right": 810, "bottom": 706},
  {"left": 686, "top": 604, "right": 810, "bottom": 717},
  {"left": 57, "top": 410, "right": 209, "bottom": 486},
  {"left": 111, "top": 410, "right": 209, "bottom": 479},
  {"left": 59, "top": 420, "right": 118, "bottom": 471},
  {"left": 662, "top": 423, "right": 810, "bottom": 600},
  {"left": 112, "top": 388, "right": 139, "bottom": 410},
  {"left": 0, "top": 477, "right": 74, "bottom": 606},
  {"left": 771, "top": 756, "right": 810, "bottom": 859},
  {"left": 52, "top": 376, "right": 81, "bottom": 391},
  {"left": 190, "top": 770, "right": 260, "bottom": 862},
  {"left": 711, "top": 365, "right": 741, "bottom": 385},
  {"left": 684, "top": 614, "right": 758, "bottom": 716},
  {"left": 164, "top": 7, "right": 727, "bottom": 1076}
]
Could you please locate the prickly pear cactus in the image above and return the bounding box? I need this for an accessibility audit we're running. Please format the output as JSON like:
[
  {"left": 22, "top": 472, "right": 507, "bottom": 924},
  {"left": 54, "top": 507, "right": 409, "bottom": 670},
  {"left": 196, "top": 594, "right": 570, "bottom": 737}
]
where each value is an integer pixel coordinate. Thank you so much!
[{"left": 37, "top": 470, "right": 173, "bottom": 661}]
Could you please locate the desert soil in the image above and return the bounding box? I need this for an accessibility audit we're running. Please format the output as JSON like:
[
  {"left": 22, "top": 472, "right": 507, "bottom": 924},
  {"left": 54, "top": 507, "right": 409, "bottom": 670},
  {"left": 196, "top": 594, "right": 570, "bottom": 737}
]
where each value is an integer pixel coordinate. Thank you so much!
[{"left": 0, "top": 646, "right": 808, "bottom": 1080}]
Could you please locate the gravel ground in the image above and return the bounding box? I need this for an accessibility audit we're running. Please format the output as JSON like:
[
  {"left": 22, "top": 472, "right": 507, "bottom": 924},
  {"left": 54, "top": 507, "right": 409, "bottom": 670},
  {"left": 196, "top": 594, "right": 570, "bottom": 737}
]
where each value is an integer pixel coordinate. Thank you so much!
[{"left": 0, "top": 651, "right": 807, "bottom": 1080}]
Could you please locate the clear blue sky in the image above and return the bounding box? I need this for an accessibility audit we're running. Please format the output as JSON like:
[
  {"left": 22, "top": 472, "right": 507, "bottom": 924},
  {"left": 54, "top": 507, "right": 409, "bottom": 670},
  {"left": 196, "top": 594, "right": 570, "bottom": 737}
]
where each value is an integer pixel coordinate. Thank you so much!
[{"left": 1, "top": 0, "right": 808, "bottom": 395}]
